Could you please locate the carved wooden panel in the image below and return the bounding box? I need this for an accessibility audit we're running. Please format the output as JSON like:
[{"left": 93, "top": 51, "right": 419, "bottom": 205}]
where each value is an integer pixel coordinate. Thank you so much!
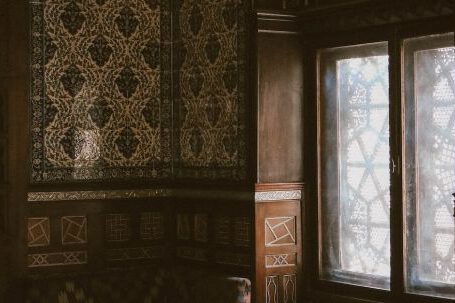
[
  {"left": 255, "top": 185, "right": 302, "bottom": 303},
  {"left": 194, "top": 213, "right": 208, "bottom": 242},
  {"left": 61, "top": 216, "right": 87, "bottom": 245},
  {"left": 105, "top": 214, "right": 130, "bottom": 242},
  {"left": 28, "top": 251, "right": 87, "bottom": 268},
  {"left": 265, "top": 253, "right": 297, "bottom": 268},
  {"left": 266, "top": 276, "right": 279, "bottom": 303},
  {"left": 283, "top": 274, "right": 297, "bottom": 303},
  {"left": 140, "top": 212, "right": 164, "bottom": 240},
  {"left": 214, "top": 215, "right": 231, "bottom": 245},
  {"left": 265, "top": 217, "right": 296, "bottom": 247},
  {"left": 27, "top": 217, "right": 51, "bottom": 247},
  {"left": 174, "top": 200, "right": 253, "bottom": 270}
]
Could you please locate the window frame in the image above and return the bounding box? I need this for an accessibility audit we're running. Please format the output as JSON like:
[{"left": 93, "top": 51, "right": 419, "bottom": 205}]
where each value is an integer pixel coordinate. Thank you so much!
[
  {"left": 303, "top": 16, "right": 455, "bottom": 303},
  {"left": 318, "top": 41, "right": 391, "bottom": 290}
]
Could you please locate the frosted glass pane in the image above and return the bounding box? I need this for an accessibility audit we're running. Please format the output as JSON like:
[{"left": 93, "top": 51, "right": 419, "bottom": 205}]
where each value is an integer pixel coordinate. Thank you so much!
[
  {"left": 319, "top": 42, "right": 390, "bottom": 288},
  {"left": 405, "top": 33, "right": 455, "bottom": 299},
  {"left": 338, "top": 56, "right": 390, "bottom": 277}
]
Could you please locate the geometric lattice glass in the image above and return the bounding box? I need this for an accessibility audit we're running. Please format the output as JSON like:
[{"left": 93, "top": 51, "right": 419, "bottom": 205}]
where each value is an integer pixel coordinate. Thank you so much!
[
  {"left": 319, "top": 42, "right": 390, "bottom": 288},
  {"left": 405, "top": 33, "right": 455, "bottom": 298},
  {"left": 338, "top": 55, "right": 391, "bottom": 277}
]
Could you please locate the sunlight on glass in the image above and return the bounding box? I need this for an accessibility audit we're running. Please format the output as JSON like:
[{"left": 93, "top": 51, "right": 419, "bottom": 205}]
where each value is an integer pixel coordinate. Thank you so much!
[
  {"left": 414, "top": 46, "right": 455, "bottom": 285},
  {"left": 338, "top": 55, "right": 390, "bottom": 277}
]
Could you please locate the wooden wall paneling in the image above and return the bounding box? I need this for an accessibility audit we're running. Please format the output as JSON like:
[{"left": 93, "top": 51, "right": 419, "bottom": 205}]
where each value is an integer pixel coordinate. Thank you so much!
[
  {"left": 256, "top": 13, "right": 303, "bottom": 184},
  {"left": 301, "top": 0, "right": 453, "bottom": 35},
  {"left": 6, "top": 0, "right": 30, "bottom": 290},
  {"left": 174, "top": 198, "right": 254, "bottom": 278},
  {"left": 0, "top": 0, "right": 10, "bottom": 291},
  {"left": 255, "top": 184, "right": 303, "bottom": 303}
]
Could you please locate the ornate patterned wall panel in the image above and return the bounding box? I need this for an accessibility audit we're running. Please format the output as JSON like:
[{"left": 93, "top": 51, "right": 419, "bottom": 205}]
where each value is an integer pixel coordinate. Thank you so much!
[
  {"left": 173, "top": 0, "right": 248, "bottom": 180},
  {"left": 30, "top": 0, "right": 172, "bottom": 183}
]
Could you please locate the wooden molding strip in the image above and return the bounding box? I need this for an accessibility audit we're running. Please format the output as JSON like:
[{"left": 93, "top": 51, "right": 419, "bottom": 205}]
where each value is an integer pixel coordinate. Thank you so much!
[{"left": 255, "top": 183, "right": 304, "bottom": 192}]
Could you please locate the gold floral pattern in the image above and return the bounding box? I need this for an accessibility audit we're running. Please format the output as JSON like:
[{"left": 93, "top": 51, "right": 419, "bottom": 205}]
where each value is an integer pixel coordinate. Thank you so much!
[
  {"left": 31, "top": 0, "right": 248, "bottom": 183},
  {"left": 173, "top": 0, "right": 248, "bottom": 180},
  {"left": 31, "top": 0, "right": 172, "bottom": 182}
]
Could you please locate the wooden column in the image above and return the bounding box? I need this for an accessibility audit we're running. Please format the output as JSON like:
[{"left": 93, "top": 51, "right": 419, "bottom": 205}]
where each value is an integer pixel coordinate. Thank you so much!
[{"left": 254, "top": 11, "right": 304, "bottom": 303}]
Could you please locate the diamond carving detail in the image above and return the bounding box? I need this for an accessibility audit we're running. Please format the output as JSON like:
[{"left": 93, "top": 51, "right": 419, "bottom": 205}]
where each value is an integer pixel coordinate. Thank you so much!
[
  {"left": 27, "top": 217, "right": 50, "bottom": 247},
  {"left": 265, "top": 217, "right": 296, "bottom": 246},
  {"left": 61, "top": 216, "right": 87, "bottom": 244}
]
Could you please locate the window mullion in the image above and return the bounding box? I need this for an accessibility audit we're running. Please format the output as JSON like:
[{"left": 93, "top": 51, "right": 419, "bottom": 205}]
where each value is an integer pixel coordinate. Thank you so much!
[{"left": 388, "top": 31, "right": 405, "bottom": 300}]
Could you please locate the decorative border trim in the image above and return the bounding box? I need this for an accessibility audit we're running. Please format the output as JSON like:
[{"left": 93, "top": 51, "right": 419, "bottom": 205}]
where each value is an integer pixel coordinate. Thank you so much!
[
  {"left": 106, "top": 246, "right": 164, "bottom": 262},
  {"left": 265, "top": 253, "right": 296, "bottom": 268},
  {"left": 28, "top": 189, "right": 169, "bottom": 202},
  {"left": 28, "top": 188, "right": 253, "bottom": 202},
  {"left": 255, "top": 190, "right": 301, "bottom": 202},
  {"left": 28, "top": 251, "right": 87, "bottom": 268}
]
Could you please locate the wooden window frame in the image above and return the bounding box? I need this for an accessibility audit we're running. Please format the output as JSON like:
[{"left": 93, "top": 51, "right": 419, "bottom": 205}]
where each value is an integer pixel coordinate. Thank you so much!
[{"left": 303, "top": 16, "right": 454, "bottom": 303}]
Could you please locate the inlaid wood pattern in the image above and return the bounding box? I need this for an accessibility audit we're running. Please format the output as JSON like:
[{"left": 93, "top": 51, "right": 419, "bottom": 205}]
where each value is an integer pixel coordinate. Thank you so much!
[
  {"left": 105, "top": 214, "right": 130, "bottom": 242},
  {"left": 265, "top": 217, "right": 296, "bottom": 246},
  {"left": 28, "top": 217, "right": 51, "bottom": 247},
  {"left": 61, "top": 216, "right": 87, "bottom": 245},
  {"left": 28, "top": 251, "right": 87, "bottom": 267}
]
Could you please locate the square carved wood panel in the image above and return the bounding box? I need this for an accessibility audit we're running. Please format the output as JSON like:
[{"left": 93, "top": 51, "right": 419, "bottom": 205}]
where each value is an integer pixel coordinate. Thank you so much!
[
  {"left": 265, "top": 217, "right": 296, "bottom": 247},
  {"left": 28, "top": 217, "right": 51, "bottom": 247},
  {"left": 61, "top": 216, "right": 87, "bottom": 245}
]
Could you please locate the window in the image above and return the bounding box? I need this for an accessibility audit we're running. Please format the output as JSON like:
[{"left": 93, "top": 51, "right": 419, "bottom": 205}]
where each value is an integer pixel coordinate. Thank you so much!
[
  {"left": 404, "top": 33, "right": 455, "bottom": 298},
  {"left": 316, "top": 32, "right": 455, "bottom": 299},
  {"left": 319, "top": 42, "right": 391, "bottom": 289}
]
